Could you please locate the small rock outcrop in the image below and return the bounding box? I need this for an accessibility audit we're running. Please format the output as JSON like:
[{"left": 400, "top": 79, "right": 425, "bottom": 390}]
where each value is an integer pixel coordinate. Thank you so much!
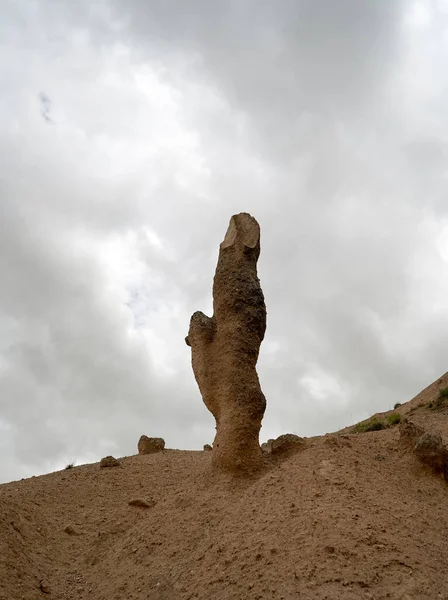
[
  {"left": 399, "top": 420, "right": 448, "bottom": 480},
  {"left": 398, "top": 420, "right": 425, "bottom": 451},
  {"left": 186, "top": 213, "right": 267, "bottom": 474},
  {"left": 39, "top": 581, "right": 51, "bottom": 594},
  {"left": 99, "top": 456, "right": 120, "bottom": 468},
  {"left": 203, "top": 444, "right": 212, "bottom": 451},
  {"left": 64, "top": 525, "right": 79, "bottom": 535},
  {"left": 271, "top": 434, "right": 305, "bottom": 454},
  {"left": 261, "top": 439, "right": 274, "bottom": 454},
  {"left": 138, "top": 436, "right": 165, "bottom": 455},
  {"left": 413, "top": 433, "right": 447, "bottom": 476},
  {"left": 128, "top": 498, "right": 155, "bottom": 509},
  {"left": 261, "top": 434, "right": 305, "bottom": 456}
]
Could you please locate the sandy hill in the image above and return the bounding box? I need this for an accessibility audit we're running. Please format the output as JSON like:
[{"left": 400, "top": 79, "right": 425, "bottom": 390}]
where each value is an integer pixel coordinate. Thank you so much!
[{"left": 2, "top": 374, "right": 448, "bottom": 600}]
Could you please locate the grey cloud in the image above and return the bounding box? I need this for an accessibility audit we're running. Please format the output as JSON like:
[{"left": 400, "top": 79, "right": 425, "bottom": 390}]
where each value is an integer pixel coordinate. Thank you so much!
[
  {"left": 108, "top": 0, "right": 407, "bottom": 152},
  {"left": 1, "top": 0, "right": 448, "bottom": 482},
  {"left": 0, "top": 127, "right": 213, "bottom": 482}
]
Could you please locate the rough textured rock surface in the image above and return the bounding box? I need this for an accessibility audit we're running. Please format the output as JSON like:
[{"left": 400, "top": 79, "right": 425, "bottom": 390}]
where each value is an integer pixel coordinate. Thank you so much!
[
  {"left": 261, "top": 439, "right": 275, "bottom": 454},
  {"left": 413, "top": 432, "right": 447, "bottom": 476},
  {"left": 64, "top": 525, "right": 79, "bottom": 535},
  {"left": 186, "top": 213, "right": 267, "bottom": 474},
  {"left": 203, "top": 444, "right": 212, "bottom": 452},
  {"left": 270, "top": 433, "right": 306, "bottom": 455},
  {"left": 128, "top": 498, "right": 154, "bottom": 509},
  {"left": 261, "top": 434, "right": 306, "bottom": 456},
  {"left": 398, "top": 419, "right": 448, "bottom": 480},
  {"left": 99, "top": 456, "right": 120, "bottom": 469},
  {"left": 398, "top": 419, "right": 425, "bottom": 451},
  {"left": 137, "top": 436, "right": 165, "bottom": 455},
  {"left": 39, "top": 580, "right": 51, "bottom": 594}
]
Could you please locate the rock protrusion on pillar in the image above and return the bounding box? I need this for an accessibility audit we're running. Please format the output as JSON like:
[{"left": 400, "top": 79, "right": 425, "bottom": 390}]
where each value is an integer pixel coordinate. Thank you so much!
[{"left": 186, "top": 213, "right": 267, "bottom": 474}]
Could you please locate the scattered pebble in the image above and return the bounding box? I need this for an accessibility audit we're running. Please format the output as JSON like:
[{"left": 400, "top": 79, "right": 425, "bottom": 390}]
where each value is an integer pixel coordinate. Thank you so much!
[
  {"left": 99, "top": 456, "right": 120, "bottom": 469},
  {"left": 128, "top": 498, "right": 154, "bottom": 509}
]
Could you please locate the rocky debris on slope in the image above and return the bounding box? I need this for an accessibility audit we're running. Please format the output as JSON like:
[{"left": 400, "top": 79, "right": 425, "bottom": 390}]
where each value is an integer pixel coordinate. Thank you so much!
[
  {"left": 262, "top": 434, "right": 306, "bottom": 456},
  {"left": 137, "top": 436, "right": 165, "bottom": 455},
  {"left": 186, "top": 213, "right": 267, "bottom": 474},
  {"left": 414, "top": 432, "right": 448, "bottom": 477},
  {"left": 399, "top": 420, "right": 425, "bottom": 450},
  {"left": 271, "top": 433, "right": 305, "bottom": 455},
  {"left": 39, "top": 580, "right": 51, "bottom": 594},
  {"left": 399, "top": 419, "right": 448, "bottom": 479},
  {"left": 203, "top": 444, "right": 212, "bottom": 451},
  {"left": 99, "top": 456, "right": 121, "bottom": 468},
  {"left": 128, "top": 498, "right": 155, "bottom": 509},
  {"left": 323, "top": 434, "right": 352, "bottom": 448},
  {"left": 64, "top": 525, "right": 80, "bottom": 536}
]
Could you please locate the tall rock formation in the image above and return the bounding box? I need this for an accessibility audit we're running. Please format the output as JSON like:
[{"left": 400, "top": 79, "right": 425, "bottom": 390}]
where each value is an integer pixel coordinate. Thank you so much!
[{"left": 186, "top": 213, "right": 267, "bottom": 474}]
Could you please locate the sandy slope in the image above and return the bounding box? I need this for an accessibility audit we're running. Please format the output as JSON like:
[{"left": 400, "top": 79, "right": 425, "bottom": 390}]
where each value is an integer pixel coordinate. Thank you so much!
[{"left": 1, "top": 374, "right": 448, "bottom": 600}]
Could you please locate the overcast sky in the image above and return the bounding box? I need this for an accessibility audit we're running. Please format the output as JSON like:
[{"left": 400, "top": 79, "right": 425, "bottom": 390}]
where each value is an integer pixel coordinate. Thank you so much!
[{"left": 1, "top": 0, "right": 448, "bottom": 483}]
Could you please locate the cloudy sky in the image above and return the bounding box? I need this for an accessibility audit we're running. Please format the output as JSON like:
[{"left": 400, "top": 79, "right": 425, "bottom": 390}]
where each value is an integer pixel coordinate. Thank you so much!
[{"left": 1, "top": 0, "right": 448, "bottom": 483}]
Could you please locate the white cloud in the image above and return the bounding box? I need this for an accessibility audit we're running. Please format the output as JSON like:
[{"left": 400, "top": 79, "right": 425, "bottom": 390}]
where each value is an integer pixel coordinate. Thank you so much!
[{"left": 1, "top": 0, "right": 448, "bottom": 482}]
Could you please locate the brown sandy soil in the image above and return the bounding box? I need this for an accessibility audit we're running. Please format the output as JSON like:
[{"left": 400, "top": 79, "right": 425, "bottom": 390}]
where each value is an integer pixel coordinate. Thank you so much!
[{"left": 2, "top": 374, "right": 448, "bottom": 600}]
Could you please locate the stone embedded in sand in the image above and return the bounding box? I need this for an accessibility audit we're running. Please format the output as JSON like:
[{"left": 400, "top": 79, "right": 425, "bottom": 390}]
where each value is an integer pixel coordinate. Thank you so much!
[
  {"left": 99, "top": 456, "right": 120, "bottom": 468},
  {"left": 138, "top": 436, "right": 165, "bottom": 455},
  {"left": 261, "top": 434, "right": 306, "bottom": 456},
  {"left": 128, "top": 498, "right": 154, "bottom": 509},
  {"left": 400, "top": 420, "right": 448, "bottom": 480},
  {"left": 399, "top": 420, "right": 425, "bottom": 451},
  {"left": 186, "top": 213, "right": 267, "bottom": 474},
  {"left": 39, "top": 580, "right": 51, "bottom": 594},
  {"left": 64, "top": 525, "right": 79, "bottom": 535},
  {"left": 203, "top": 444, "right": 212, "bottom": 452},
  {"left": 413, "top": 433, "right": 447, "bottom": 475},
  {"left": 270, "top": 434, "right": 305, "bottom": 455}
]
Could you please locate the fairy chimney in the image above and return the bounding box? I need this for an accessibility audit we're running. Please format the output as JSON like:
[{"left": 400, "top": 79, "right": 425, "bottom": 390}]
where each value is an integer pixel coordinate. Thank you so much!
[{"left": 186, "top": 213, "right": 267, "bottom": 474}]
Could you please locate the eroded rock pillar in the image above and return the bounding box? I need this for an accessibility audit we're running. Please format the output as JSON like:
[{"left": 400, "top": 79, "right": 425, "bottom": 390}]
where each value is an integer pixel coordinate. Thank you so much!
[{"left": 186, "top": 213, "right": 267, "bottom": 474}]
